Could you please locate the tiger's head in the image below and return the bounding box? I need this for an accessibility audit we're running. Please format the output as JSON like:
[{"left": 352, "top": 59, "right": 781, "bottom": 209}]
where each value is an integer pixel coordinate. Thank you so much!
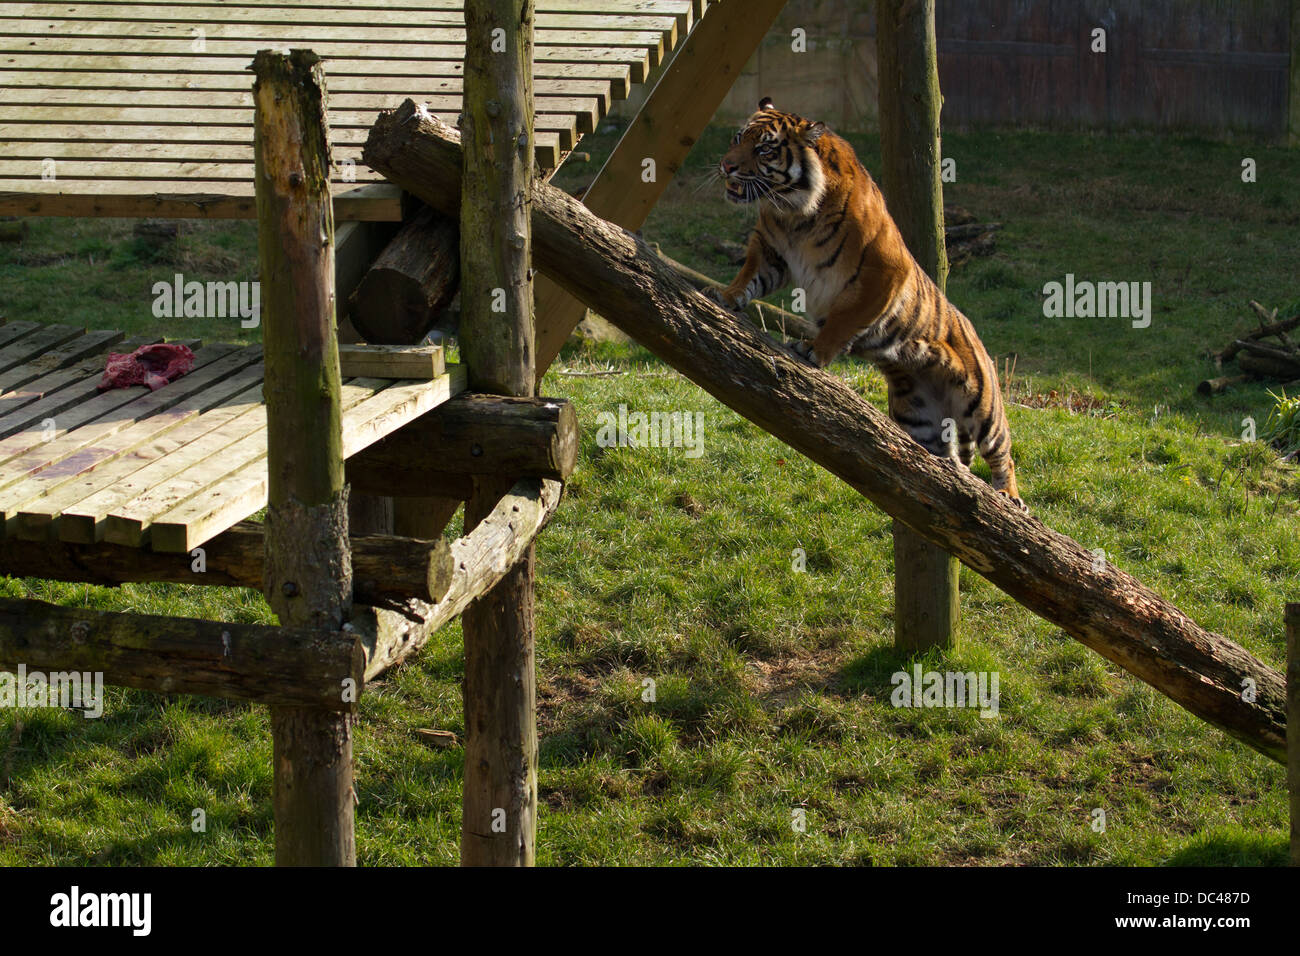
[{"left": 719, "top": 97, "right": 828, "bottom": 216}]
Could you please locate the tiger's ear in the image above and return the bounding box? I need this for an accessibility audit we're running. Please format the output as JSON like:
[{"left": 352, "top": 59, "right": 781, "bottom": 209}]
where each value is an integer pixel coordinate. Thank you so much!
[
  {"left": 804, "top": 121, "right": 827, "bottom": 143},
  {"left": 758, "top": 96, "right": 775, "bottom": 111}
]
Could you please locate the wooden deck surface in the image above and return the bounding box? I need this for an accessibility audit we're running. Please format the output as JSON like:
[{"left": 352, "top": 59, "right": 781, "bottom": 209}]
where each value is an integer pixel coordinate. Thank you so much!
[
  {"left": 0, "top": 323, "right": 466, "bottom": 551},
  {"left": 0, "top": 0, "right": 707, "bottom": 219}
]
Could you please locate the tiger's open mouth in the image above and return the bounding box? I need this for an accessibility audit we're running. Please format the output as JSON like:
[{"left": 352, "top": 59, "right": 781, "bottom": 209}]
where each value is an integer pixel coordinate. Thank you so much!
[{"left": 725, "top": 180, "right": 753, "bottom": 203}]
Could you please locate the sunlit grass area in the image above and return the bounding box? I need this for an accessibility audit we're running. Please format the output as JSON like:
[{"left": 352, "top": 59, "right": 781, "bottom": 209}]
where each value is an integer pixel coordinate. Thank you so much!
[{"left": 0, "top": 124, "right": 1296, "bottom": 865}]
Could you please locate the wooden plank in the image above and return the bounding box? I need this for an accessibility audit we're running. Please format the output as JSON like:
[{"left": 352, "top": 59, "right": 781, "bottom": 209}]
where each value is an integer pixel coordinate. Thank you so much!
[
  {"left": 0, "top": 39, "right": 653, "bottom": 82},
  {"left": 0, "top": 20, "right": 667, "bottom": 57},
  {"left": 0, "top": 328, "right": 123, "bottom": 393},
  {"left": 0, "top": 323, "right": 84, "bottom": 373},
  {"left": 146, "top": 365, "right": 467, "bottom": 551},
  {"left": 0, "top": 0, "right": 692, "bottom": 17},
  {"left": 0, "top": 333, "right": 161, "bottom": 417},
  {"left": 0, "top": 70, "right": 614, "bottom": 105},
  {"left": 0, "top": 359, "right": 268, "bottom": 529},
  {"left": 0, "top": 89, "right": 603, "bottom": 131},
  {"left": 0, "top": 343, "right": 253, "bottom": 472},
  {"left": 0, "top": 339, "right": 224, "bottom": 440},
  {"left": 0, "top": 55, "right": 633, "bottom": 98},
  {"left": 0, "top": 179, "right": 405, "bottom": 220},
  {"left": 16, "top": 381, "right": 267, "bottom": 541},
  {"left": 338, "top": 344, "right": 444, "bottom": 379},
  {"left": 100, "top": 377, "right": 389, "bottom": 547},
  {"left": 6, "top": 5, "right": 679, "bottom": 40},
  {"left": 339, "top": 364, "right": 467, "bottom": 458},
  {"left": 0, "top": 320, "right": 41, "bottom": 349}
]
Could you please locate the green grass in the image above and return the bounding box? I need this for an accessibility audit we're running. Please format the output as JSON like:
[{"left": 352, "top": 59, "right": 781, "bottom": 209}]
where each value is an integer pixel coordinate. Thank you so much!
[{"left": 0, "top": 125, "right": 1297, "bottom": 865}]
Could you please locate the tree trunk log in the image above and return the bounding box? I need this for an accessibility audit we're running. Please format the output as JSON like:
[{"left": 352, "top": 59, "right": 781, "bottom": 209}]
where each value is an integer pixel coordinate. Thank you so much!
[
  {"left": 457, "top": 0, "right": 539, "bottom": 868},
  {"left": 346, "top": 393, "right": 577, "bottom": 497},
  {"left": 363, "top": 101, "right": 1288, "bottom": 763},
  {"left": 0, "top": 521, "right": 453, "bottom": 605},
  {"left": 877, "top": 0, "right": 958, "bottom": 652},
  {"left": 252, "top": 49, "right": 355, "bottom": 867},
  {"left": 1238, "top": 349, "right": 1300, "bottom": 381},
  {"left": 1197, "top": 373, "right": 1255, "bottom": 396},
  {"left": 0, "top": 597, "right": 362, "bottom": 710},
  {"left": 347, "top": 206, "right": 460, "bottom": 345}
]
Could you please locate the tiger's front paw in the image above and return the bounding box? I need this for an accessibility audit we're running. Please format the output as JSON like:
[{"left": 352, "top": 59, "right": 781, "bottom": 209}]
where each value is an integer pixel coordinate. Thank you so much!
[
  {"left": 790, "top": 339, "right": 823, "bottom": 368},
  {"left": 702, "top": 286, "right": 742, "bottom": 312},
  {"left": 997, "top": 489, "right": 1030, "bottom": 513}
]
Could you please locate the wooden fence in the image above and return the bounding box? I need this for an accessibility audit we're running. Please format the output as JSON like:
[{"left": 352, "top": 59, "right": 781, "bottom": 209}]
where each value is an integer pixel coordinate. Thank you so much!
[{"left": 658, "top": 0, "right": 1297, "bottom": 141}]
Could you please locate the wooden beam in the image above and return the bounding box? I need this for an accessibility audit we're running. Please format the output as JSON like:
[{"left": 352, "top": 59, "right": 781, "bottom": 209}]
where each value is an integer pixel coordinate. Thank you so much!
[
  {"left": 345, "top": 393, "right": 577, "bottom": 496},
  {"left": 362, "top": 105, "right": 1290, "bottom": 764},
  {"left": 0, "top": 521, "right": 455, "bottom": 607},
  {"left": 252, "top": 48, "right": 355, "bottom": 868},
  {"left": 0, "top": 597, "right": 362, "bottom": 711},
  {"left": 877, "top": 0, "right": 958, "bottom": 653},
  {"left": 361, "top": 478, "right": 562, "bottom": 680},
  {"left": 338, "top": 344, "right": 446, "bottom": 379},
  {"left": 531, "top": 0, "right": 788, "bottom": 373},
  {"left": 458, "top": 0, "right": 539, "bottom": 868}
]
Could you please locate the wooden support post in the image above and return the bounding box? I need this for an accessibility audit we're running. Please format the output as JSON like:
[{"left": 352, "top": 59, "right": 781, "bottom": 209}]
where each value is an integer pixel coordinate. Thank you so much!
[
  {"left": 458, "top": 0, "right": 539, "bottom": 867},
  {"left": 877, "top": 0, "right": 958, "bottom": 653},
  {"left": 1288, "top": 603, "right": 1300, "bottom": 864},
  {"left": 252, "top": 49, "right": 355, "bottom": 868},
  {"left": 532, "top": 0, "right": 789, "bottom": 374},
  {"left": 360, "top": 107, "right": 1290, "bottom": 762}
]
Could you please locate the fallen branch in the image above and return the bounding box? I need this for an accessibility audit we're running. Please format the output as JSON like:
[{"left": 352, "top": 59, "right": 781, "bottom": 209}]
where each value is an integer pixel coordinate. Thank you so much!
[{"left": 363, "top": 100, "right": 1288, "bottom": 762}]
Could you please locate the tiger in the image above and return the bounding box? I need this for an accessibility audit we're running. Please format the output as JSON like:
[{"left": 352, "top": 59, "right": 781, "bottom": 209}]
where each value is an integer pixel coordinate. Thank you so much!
[{"left": 704, "top": 97, "right": 1024, "bottom": 509}]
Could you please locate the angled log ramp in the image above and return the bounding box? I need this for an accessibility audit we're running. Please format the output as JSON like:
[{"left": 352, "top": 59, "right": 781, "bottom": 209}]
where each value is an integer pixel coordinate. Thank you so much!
[
  {"left": 358, "top": 477, "right": 563, "bottom": 682},
  {"left": 365, "top": 100, "right": 1287, "bottom": 763}
]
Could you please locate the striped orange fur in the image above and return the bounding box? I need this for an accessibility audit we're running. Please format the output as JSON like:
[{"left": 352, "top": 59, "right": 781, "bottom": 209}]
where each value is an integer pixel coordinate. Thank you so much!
[{"left": 706, "top": 99, "right": 1023, "bottom": 506}]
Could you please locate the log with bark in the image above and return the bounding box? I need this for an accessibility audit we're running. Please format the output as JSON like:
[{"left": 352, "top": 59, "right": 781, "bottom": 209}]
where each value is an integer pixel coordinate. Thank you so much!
[
  {"left": 1201, "top": 300, "right": 1300, "bottom": 393},
  {"left": 0, "top": 596, "right": 363, "bottom": 710},
  {"left": 363, "top": 99, "right": 1289, "bottom": 763},
  {"left": 346, "top": 205, "right": 460, "bottom": 345},
  {"left": 0, "top": 520, "right": 454, "bottom": 606}
]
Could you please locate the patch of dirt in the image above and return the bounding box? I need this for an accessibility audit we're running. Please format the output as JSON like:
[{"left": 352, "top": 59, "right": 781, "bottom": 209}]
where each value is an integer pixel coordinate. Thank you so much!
[{"left": 743, "top": 644, "right": 845, "bottom": 709}]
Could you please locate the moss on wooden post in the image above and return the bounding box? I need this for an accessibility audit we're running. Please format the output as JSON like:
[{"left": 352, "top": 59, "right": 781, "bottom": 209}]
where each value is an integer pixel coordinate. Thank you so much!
[
  {"left": 458, "top": 0, "right": 539, "bottom": 867},
  {"left": 876, "top": 0, "right": 959, "bottom": 653},
  {"left": 252, "top": 48, "right": 356, "bottom": 867}
]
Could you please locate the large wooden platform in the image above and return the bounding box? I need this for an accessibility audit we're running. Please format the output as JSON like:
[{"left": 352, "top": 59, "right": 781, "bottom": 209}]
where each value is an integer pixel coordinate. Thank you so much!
[
  {"left": 0, "top": 323, "right": 465, "bottom": 551},
  {"left": 0, "top": 0, "right": 708, "bottom": 219}
]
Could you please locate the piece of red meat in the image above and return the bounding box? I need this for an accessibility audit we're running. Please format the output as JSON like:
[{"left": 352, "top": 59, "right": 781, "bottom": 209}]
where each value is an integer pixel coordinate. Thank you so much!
[{"left": 98, "top": 343, "right": 196, "bottom": 392}]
